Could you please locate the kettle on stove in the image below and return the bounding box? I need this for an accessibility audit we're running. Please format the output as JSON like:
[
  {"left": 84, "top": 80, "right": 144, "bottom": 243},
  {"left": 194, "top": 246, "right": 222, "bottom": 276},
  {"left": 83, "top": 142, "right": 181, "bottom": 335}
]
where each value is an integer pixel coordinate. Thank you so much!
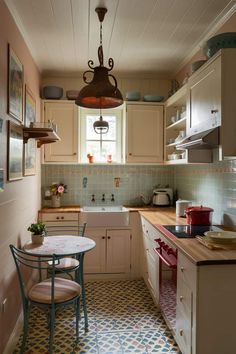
[{"left": 153, "top": 188, "right": 173, "bottom": 206}]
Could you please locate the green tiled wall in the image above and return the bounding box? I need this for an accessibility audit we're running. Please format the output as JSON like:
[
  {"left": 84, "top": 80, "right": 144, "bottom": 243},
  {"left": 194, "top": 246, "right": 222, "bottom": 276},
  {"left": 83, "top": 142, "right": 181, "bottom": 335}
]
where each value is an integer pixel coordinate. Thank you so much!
[
  {"left": 174, "top": 160, "right": 236, "bottom": 226},
  {"left": 41, "top": 164, "right": 174, "bottom": 207},
  {"left": 42, "top": 160, "right": 236, "bottom": 227}
]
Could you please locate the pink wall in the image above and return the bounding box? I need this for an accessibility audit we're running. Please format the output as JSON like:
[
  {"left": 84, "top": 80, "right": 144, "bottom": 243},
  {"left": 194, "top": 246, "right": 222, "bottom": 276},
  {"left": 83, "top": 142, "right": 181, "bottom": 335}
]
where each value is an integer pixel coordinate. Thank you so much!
[
  {"left": 0, "top": 1, "right": 41, "bottom": 352},
  {"left": 175, "top": 12, "right": 236, "bottom": 85}
]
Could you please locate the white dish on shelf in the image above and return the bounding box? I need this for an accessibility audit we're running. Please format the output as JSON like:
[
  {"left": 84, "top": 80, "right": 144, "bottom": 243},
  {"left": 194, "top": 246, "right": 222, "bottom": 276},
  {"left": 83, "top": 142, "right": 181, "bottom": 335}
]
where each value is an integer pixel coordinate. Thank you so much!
[{"left": 204, "top": 231, "right": 236, "bottom": 243}]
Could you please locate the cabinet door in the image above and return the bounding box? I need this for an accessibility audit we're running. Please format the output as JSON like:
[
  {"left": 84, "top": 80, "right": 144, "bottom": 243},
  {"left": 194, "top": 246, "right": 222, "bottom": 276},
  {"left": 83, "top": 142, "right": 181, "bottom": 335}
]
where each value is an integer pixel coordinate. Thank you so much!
[
  {"left": 176, "top": 252, "right": 196, "bottom": 354},
  {"left": 106, "top": 229, "right": 131, "bottom": 273},
  {"left": 187, "top": 56, "right": 221, "bottom": 135},
  {"left": 84, "top": 228, "right": 106, "bottom": 273},
  {"left": 43, "top": 101, "right": 78, "bottom": 162},
  {"left": 39, "top": 212, "right": 79, "bottom": 233},
  {"left": 126, "top": 104, "right": 164, "bottom": 163}
]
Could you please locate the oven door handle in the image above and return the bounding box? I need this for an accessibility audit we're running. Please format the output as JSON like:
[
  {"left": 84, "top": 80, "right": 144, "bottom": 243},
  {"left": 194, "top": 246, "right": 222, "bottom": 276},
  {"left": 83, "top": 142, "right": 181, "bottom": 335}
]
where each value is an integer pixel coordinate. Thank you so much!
[{"left": 154, "top": 247, "right": 177, "bottom": 268}]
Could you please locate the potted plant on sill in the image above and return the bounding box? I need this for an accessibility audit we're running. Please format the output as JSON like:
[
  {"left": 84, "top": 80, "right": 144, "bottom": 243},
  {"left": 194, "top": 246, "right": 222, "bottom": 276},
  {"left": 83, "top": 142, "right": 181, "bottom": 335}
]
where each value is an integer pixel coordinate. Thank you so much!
[
  {"left": 27, "top": 221, "right": 46, "bottom": 244},
  {"left": 87, "top": 153, "right": 94, "bottom": 163}
]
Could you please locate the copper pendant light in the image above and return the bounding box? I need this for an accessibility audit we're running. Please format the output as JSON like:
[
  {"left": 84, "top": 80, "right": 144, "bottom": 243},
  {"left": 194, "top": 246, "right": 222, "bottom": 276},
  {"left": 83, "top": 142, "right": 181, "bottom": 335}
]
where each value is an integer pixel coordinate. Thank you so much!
[{"left": 76, "top": 7, "right": 123, "bottom": 109}]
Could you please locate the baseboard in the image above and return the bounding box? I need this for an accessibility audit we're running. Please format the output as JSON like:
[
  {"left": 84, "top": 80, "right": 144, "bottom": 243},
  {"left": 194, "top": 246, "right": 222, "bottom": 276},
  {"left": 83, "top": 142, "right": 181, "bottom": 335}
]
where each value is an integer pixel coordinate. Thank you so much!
[{"left": 3, "top": 311, "right": 23, "bottom": 354}]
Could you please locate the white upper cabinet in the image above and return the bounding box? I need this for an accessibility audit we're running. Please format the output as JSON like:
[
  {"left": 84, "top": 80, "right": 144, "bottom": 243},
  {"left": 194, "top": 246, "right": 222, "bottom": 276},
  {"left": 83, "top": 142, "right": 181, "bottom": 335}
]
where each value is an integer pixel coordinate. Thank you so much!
[
  {"left": 126, "top": 103, "right": 164, "bottom": 163},
  {"left": 187, "top": 49, "right": 236, "bottom": 158},
  {"left": 43, "top": 100, "right": 79, "bottom": 163},
  {"left": 187, "top": 55, "right": 221, "bottom": 136}
]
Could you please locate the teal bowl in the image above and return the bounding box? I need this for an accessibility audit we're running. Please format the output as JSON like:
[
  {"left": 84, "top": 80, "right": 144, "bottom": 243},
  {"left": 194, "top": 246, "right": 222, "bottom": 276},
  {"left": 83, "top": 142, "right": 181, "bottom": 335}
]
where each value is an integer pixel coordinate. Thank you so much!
[
  {"left": 205, "top": 32, "right": 236, "bottom": 58},
  {"left": 125, "top": 91, "right": 141, "bottom": 101},
  {"left": 143, "top": 95, "right": 164, "bottom": 102}
]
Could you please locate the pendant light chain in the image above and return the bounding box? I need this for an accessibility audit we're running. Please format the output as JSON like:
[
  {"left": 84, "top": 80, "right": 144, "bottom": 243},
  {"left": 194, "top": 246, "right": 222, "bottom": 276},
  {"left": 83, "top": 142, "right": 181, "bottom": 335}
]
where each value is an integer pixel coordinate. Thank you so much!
[{"left": 100, "top": 22, "right": 103, "bottom": 46}]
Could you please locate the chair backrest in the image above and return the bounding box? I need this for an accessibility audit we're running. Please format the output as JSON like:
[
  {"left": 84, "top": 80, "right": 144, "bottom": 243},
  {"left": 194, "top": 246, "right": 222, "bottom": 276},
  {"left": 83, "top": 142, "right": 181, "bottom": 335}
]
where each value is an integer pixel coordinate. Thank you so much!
[
  {"left": 45, "top": 222, "right": 87, "bottom": 236},
  {"left": 9, "top": 245, "right": 79, "bottom": 305}
]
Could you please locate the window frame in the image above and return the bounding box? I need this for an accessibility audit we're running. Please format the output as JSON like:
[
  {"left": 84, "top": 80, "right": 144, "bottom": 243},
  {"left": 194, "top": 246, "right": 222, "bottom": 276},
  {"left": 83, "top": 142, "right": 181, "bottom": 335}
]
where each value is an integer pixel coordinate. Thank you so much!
[{"left": 79, "top": 106, "right": 124, "bottom": 163}]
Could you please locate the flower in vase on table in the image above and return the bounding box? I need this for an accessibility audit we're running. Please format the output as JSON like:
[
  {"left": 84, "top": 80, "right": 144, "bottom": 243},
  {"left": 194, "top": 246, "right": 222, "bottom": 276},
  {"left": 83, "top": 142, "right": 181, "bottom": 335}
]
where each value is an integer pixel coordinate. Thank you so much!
[{"left": 50, "top": 182, "right": 67, "bottom": 196}]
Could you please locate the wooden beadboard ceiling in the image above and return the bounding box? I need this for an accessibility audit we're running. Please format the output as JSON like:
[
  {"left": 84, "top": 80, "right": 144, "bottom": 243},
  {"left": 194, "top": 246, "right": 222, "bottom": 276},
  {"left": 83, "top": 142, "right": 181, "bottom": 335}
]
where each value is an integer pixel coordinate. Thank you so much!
[{"left": 4, "top": 0, "right": 236, "bottom": 77}]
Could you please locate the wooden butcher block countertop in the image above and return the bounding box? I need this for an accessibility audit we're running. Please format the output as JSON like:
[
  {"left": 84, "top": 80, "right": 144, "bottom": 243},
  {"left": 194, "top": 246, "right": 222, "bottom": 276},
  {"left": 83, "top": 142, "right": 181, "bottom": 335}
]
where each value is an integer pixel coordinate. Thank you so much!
[
  {"left": 139, "top": 209, "right": 236, "bottom": 266},
  {"left": 39, "top": 206, "right": 159, "bottom": 213}
]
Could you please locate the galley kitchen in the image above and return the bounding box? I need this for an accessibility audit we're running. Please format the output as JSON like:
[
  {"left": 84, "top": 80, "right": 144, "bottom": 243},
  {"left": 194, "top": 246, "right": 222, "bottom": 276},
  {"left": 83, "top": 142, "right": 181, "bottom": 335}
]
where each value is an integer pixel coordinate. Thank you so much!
[{"left": 1, "top": 1, "right": 236, "bottom": 354}]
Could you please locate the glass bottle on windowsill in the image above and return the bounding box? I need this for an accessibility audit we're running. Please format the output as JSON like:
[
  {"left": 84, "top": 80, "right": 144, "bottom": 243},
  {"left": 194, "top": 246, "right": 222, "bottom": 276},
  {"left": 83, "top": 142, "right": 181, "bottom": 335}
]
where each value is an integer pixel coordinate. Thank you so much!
[{"left": 107, "top": 154, "right": 112, "bottom": 163}]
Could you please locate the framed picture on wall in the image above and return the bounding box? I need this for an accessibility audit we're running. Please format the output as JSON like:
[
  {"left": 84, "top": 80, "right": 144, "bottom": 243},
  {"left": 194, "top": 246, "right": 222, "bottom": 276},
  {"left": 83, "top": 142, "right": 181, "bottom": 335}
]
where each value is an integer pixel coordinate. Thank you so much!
[
  {"left": 23, "top": 138, "right": 36, "bottom": 176},
  {"left": 24, "top": 85, "right": 36, "bottom": 176},
  {"left": 8, "top": 45, "right": 24, "bottom": 123},
  {"left": 0, "top": 169, "right": 4, "bottom": 192},
  {"left": 24, "top": 85, "right": 36, "bottom": 127},
  {"left": 7, "top": 121, "right": 23, "bottom": 181}
]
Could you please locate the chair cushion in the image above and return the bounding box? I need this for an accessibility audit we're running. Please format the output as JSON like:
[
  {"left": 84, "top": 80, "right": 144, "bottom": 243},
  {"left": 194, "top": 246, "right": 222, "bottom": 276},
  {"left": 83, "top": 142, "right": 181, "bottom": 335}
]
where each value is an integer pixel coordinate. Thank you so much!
[
  {"left": 48, "top": 257, "right": 80, "bottom": 270},
  {"left": 28, "top": 277, "right": 81, "bottom": 304}
]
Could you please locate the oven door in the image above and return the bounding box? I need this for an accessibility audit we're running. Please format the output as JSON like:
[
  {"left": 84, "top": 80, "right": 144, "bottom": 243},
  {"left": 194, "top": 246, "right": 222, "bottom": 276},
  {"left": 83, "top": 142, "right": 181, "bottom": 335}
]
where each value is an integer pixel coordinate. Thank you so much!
[{"left": 155, "top": 241, "right": 177, "bottom": 331}]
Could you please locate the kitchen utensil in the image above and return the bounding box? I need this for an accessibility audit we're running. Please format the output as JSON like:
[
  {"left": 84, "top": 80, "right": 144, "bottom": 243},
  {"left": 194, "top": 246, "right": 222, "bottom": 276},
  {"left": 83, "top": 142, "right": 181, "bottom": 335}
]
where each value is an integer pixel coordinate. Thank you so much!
[
  {"left": 43, "top": 86, "right": 63, "bottom": 99},
  {"left": 176, "top": 200, "right": 192, "bottom": 217},
  {"left": 204, "top": 231, "right": 236, "bottom": 243},
  {"left": 185, "top": 206, "right": 213, "bottom": 225},
  {"left": 153, "top": 188, "right": 173, "bottom": 206},
  {"left": 143, "top": 95, "right": 164, "bottom": 102}
]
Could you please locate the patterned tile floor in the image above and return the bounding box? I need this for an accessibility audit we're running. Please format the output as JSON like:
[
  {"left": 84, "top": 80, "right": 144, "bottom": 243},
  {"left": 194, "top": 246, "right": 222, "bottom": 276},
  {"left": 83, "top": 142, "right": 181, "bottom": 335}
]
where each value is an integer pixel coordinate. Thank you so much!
[{"left": 13, "top": 279, "right": 181, "bottom": 354}]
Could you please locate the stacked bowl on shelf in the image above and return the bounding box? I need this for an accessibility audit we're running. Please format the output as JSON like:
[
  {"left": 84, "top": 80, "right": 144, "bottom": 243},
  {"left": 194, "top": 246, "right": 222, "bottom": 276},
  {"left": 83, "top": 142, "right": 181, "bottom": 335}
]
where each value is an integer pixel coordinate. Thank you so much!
[{"left": 125, "top": 91, "right": 164, "bottom": 102}]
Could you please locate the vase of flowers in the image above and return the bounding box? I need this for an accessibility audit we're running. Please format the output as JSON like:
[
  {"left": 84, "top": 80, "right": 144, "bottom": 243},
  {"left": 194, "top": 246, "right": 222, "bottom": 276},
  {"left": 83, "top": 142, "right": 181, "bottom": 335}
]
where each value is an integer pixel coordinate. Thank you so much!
[{"left": 50, "top": 182, "right": 67, "bottom": 208}]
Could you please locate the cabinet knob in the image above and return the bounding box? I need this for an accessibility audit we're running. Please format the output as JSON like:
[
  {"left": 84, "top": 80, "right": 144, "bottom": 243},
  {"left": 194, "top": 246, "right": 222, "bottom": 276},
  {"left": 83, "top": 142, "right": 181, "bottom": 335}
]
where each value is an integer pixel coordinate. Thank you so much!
[
  {"left": 102, "top": 236, "right": 105, "bottom": 239},
  {"left": 179, "top": 329, "right": 184, "bottom": 336},
  {"left": 179, "top": 296, "right": 184, "bottom": 302},
  {"left": 56, "top": 217, "right": 59, "bottom": 220},
  {"left": 73, "top": 152, "right": 77, "bottom": 155},
  {"left": 180, "top": 267, "right": 184, "bottom": 272},
  {"left": 211, "top": 109, "right": 218, "bottom": 114},
  {"left": 61, "top": 216, "right": 64, "bottom": 220},
  {"left": 108, "top": 236, "right": 111, "bottom": 239},
  {"left": 129, "top": 153, "right": 132, "bottom": 156}
]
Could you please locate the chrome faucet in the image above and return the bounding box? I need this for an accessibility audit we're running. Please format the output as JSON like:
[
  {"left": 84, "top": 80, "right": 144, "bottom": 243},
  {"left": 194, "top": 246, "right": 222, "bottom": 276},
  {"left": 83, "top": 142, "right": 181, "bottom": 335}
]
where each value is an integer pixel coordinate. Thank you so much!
[
  {"left": 102, "top": 194, "right": 105, "bottom": 202},
  {"left": 91, "top": 194, "right": 95, "bottom": 202}
]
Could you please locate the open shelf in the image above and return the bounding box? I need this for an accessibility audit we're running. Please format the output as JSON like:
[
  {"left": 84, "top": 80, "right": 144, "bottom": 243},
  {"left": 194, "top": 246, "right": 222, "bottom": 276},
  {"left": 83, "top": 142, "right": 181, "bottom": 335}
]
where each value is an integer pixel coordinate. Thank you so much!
[{"left": 23, "top": 122, "right": 60, "bottom": 148}]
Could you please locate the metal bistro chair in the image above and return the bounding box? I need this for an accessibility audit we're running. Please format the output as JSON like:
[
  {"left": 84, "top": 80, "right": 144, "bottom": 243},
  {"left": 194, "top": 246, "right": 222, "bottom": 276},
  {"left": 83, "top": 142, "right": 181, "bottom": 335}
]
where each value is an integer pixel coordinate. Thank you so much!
[
  {"left": 9, "top": 244, "right": 81, "bottom": 354},
  {"left": 45, "top": 222, "right": 89, "bottom": 331},
  {"left": 45, "top": 223, "right": 87, "bottom": 279}
]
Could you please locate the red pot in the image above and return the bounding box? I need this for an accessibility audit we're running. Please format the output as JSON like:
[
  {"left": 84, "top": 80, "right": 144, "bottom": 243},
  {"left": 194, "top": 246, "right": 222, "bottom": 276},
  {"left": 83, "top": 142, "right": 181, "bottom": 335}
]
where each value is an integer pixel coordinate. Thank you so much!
[{"left": 185, "top": 206, "right": 214, "bottom": 225}]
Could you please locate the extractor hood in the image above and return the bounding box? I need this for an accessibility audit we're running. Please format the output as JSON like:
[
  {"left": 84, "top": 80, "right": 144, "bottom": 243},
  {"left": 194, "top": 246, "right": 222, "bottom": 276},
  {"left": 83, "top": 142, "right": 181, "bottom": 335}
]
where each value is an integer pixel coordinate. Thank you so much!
[
  {"left": 23, "top": 121, "right": 60, "bottom": 148},
  {"left": 176, "top": 127, "right": 219, "bottom": 150}
]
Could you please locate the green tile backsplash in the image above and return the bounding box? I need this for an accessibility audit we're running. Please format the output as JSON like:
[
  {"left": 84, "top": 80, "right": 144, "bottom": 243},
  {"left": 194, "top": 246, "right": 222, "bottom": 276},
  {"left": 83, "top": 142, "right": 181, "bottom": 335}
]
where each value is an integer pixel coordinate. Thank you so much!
[
  {"left": 41, "top": 164, "right": 174, "bottom": 207},
  {"left": 174, "top": 159, "right": 236, "bottom": 226},
  {"left": 42, "top": 160, "right": 236, "bottom": 227}
]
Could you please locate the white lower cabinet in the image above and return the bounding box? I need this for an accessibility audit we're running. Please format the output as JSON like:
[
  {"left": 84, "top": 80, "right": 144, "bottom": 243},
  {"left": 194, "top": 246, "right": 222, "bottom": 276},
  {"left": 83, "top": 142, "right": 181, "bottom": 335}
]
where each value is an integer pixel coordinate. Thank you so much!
[
  {"left": 84, "top": 228, "right": 131, "bottom": 274},
  {"left": 176, "top": 250, "right": 236, "bottom": 354},
  {"left": 39, "top": 212, "right": 79, "bottom": 230},
  {"left": 176, "top": 252, "right": 196, "bottom": 354},
  {"left": 140, "top": 216, "right": 160, "bottom": 303}
]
